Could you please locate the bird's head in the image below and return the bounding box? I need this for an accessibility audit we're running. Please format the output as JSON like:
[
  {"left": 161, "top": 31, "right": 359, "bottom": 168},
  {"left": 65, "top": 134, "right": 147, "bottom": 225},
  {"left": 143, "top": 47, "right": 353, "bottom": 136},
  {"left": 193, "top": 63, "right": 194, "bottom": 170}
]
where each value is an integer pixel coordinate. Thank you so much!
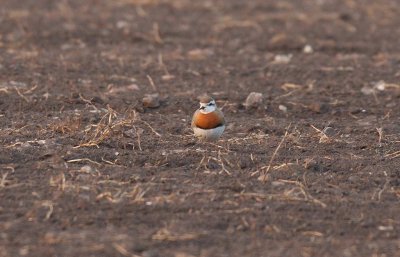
[{"left": 198, "top": 95, "right": 216, "bottom": 114}]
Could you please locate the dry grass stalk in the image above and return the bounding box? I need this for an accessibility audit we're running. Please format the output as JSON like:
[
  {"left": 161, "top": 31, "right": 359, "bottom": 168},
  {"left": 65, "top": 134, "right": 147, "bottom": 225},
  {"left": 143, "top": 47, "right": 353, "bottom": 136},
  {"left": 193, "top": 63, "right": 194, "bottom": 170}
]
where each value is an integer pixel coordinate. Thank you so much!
[
  {"left": 42, "top": 201, "right": 54, "bottom": 220},
  {"left": 101, "top": 157, "right": 119, "bottom": 165},
  {"left": 49, "top": 173, "right": 66, "bottom": 191},
  {"left": 196, "top": 148, "right": 233, "bottom": 175},
  {"left": 371, "top": 171, "right": 389, "bottom": 201},
  {"left": 384, "top": 150, "right": 400, "bottom": 159},
  {"left": 79, "top": 93, "right": 99, "bottom": 111},
  {"left": 0, "top": 172, "right": 10, "bottom": 187},
  {"left": 196, "top": 155, "right": 206, "bottom": 171},
  {"left": 236, "top": 187, "right": 326, "bottom": 208},
  {"left": 139, "top": 119, "right": 161, "bottom": 137},
  {"left": 76, "top": 107, "right": 141, "bottom": 148},
  {"left": 257, "top": 124, "right": 291, "bottom": 182},
  {"left": 212, "top": 150, "right": 231, "bottom": 175},
  {"left": 227, "top": 133, "right": 269, "bottom": 144},
  {"left": 214, "top": 17, "right": 262, "bottom": 33},
  {"left": 279, "top": 179, "right": 327, "bottom": 208},
  {"left": 152, "top": 228, "right": 202, "bottom": 241},
  {"left": 158, "top": 53, "right": 174, "bottom": 80},
  {"left": 115, "top": 0, "right": 188, "bottom": 8},
  {"left": 152, "top": 22, "right": 163, "bottom": 44},
  {"left": 14, "top": 86, "right": 29, "bottom": 102},
  {"left": 126, "top": 185, "right": 147, "bottom": 202},
  {"left": 96, "top": 185, "right": 147, "bottom": 203},
  {"left": 146, "top": 75, "right": 157, "bottom": 91},
  {"left": 66, "top": 158, "right": 101, "bottom": 166},
  {"left": 113, "top": 243, "right": 142, "bottom": 257},
  {"left": 376, "top": 127, "right": 383, "bottom": 146},
  {"left": 0, "top": 87, "right": 10, "bottom": 94},
  {"left": 301, "top": 231, "right": 324, "bottom": 237},
  {"left": 49, "top": 117, "right": 81, "bottom": 134},
  {"left": 310, "top": 125, "right": 331, "bottom": 143}
]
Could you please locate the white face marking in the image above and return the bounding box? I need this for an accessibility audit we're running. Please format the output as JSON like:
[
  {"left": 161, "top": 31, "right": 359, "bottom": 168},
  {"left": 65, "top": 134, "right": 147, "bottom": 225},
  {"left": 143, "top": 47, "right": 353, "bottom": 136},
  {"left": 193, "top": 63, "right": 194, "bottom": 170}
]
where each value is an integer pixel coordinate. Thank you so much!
[{"left": 199, "top": 100, "right": 216, "bottom": 114}]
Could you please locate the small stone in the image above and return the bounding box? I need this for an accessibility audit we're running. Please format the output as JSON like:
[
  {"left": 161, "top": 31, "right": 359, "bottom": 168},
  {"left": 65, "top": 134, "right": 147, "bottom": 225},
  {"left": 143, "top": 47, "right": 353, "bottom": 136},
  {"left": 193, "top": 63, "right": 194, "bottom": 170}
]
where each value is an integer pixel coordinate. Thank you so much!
[
  {"left": 386, "top": 102, "right": 396, "bottom": 108},
  {"left": 303, "top": 158, "right": 317, "bottom": 169},
  {"left": 303, "top": 44, "right": 313, "bottom": 54},
  {"left": 308, "top": 103, "right": 329, "bottom": 113},
  {"left": 142, "top": 93, "right": 160, "bottom": 108},
  {"left": 303, "top": 157, "right": 325, "bottom": 172},
  {"left": 108, "top": 84, "right": 139, "bottom": 94},
  {"left": 273, "top": 54, "right": 292, "bottom": 64},
  {"left": 9, "top": 81, "right": 27, "bottom": 88},
  {"left": 323, "top": 127, "right": 335, "bottom": 136},
  {"left": 80, "top": 165, "right": 95, "bottom": 173},
  {"left": 373, "top": 81, "right": 386, "bottom": 91},
  {"left": 278, "top": 105, "right": 287, "bottom": 112},
  {"left": 116, "top": 20, "right": 129, "bottom": 29},
  {"left": 161, "top": 74, "right": 175, "bottom": 81},
  {"left": 257, "top": 174, "right": 271, "bottom": 182},
  {"left": 244, "top": 92, "right": 263, "bottom": 109},
  {"left": 361, "top": 86, "right": 374, "bottom": 95},
  {"left": 348, "top": 175, "right": 360, "bottom": 183},
  {"left": 271, "top": 180, "right": 285, "bottom": 186},
  {"left": 187, "top": 49, "right": 214, "bottom": 60}
]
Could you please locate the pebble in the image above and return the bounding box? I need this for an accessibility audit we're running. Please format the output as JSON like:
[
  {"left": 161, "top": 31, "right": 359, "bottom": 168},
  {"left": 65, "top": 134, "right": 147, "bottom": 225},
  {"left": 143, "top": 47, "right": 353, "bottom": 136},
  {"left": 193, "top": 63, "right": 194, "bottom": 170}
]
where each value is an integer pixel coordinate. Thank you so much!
[
  {"left": 80, "top": 165, "right": 95, "bottom": 173},
  {"left": 323, "top": 127, "right": 335, "bottom": 136},
  {"left": 273, "top": 54, "right": 292, "bottom": 64},
  {"left": 303, "top": 44, "right": 313, "bottom": 54},
  {"left": 278, "top": 104, "right": 287, "bottom": 112},
  {"left": 360, "top": 86, "right": 374, "bottom": 95}
]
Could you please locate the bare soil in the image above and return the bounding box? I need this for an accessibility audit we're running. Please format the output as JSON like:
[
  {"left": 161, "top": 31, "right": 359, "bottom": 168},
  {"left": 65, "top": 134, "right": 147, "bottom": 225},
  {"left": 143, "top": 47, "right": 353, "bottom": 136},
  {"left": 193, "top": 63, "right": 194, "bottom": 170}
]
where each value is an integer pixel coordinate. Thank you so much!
[{"left": 1, "top": 1, "right": 400, "bottom": 256}]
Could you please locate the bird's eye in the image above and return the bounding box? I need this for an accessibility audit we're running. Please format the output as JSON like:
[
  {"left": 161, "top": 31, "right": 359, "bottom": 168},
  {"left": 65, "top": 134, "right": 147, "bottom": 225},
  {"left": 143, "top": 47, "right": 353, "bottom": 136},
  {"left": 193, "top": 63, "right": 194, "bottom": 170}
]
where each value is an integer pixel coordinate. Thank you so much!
[{"left": 208, "top": 102, "right": 215, "bottom": 106}]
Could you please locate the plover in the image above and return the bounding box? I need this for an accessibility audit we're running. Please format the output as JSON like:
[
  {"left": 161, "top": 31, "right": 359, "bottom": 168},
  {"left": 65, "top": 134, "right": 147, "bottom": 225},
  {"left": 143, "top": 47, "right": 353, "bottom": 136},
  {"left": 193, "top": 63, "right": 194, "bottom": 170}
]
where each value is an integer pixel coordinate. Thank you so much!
[{"left": 191, "top": 95, "right": 225, "bottom": 141}]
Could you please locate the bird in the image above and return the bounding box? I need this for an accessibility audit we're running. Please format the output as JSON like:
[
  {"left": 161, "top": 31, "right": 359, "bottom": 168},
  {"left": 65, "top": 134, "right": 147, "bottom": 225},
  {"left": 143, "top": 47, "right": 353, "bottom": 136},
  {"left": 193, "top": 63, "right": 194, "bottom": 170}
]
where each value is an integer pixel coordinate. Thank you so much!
[{"left": 191, "top": 95, "right": 225, "bottom": 141}]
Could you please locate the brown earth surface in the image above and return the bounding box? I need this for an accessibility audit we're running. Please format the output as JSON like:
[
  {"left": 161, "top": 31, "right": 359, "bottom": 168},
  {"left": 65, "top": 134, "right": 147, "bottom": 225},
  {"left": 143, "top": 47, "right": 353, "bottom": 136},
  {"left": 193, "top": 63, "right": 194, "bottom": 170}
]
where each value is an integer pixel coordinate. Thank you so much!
[{"left": 1, "top": 0, "right": 400, "bottom": 256}]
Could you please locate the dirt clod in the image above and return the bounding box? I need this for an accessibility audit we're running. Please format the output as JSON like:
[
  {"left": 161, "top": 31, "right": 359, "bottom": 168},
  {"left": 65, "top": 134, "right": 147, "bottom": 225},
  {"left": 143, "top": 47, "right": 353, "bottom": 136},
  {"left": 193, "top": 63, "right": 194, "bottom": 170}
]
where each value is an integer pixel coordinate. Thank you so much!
[
  {"left": 143, "top": 94, "right": 160, "bottom": 108},
  {"left": 244, "top": 92, "right": 263, "bottom": 109}
]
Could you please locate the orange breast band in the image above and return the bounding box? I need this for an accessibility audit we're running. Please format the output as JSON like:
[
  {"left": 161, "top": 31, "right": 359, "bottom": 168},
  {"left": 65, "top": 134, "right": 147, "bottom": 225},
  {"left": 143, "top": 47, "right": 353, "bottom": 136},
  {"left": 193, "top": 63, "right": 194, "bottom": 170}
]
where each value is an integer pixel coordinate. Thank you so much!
[{"left": 194, "top": 112, "right": 223, "bottom": 129}]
